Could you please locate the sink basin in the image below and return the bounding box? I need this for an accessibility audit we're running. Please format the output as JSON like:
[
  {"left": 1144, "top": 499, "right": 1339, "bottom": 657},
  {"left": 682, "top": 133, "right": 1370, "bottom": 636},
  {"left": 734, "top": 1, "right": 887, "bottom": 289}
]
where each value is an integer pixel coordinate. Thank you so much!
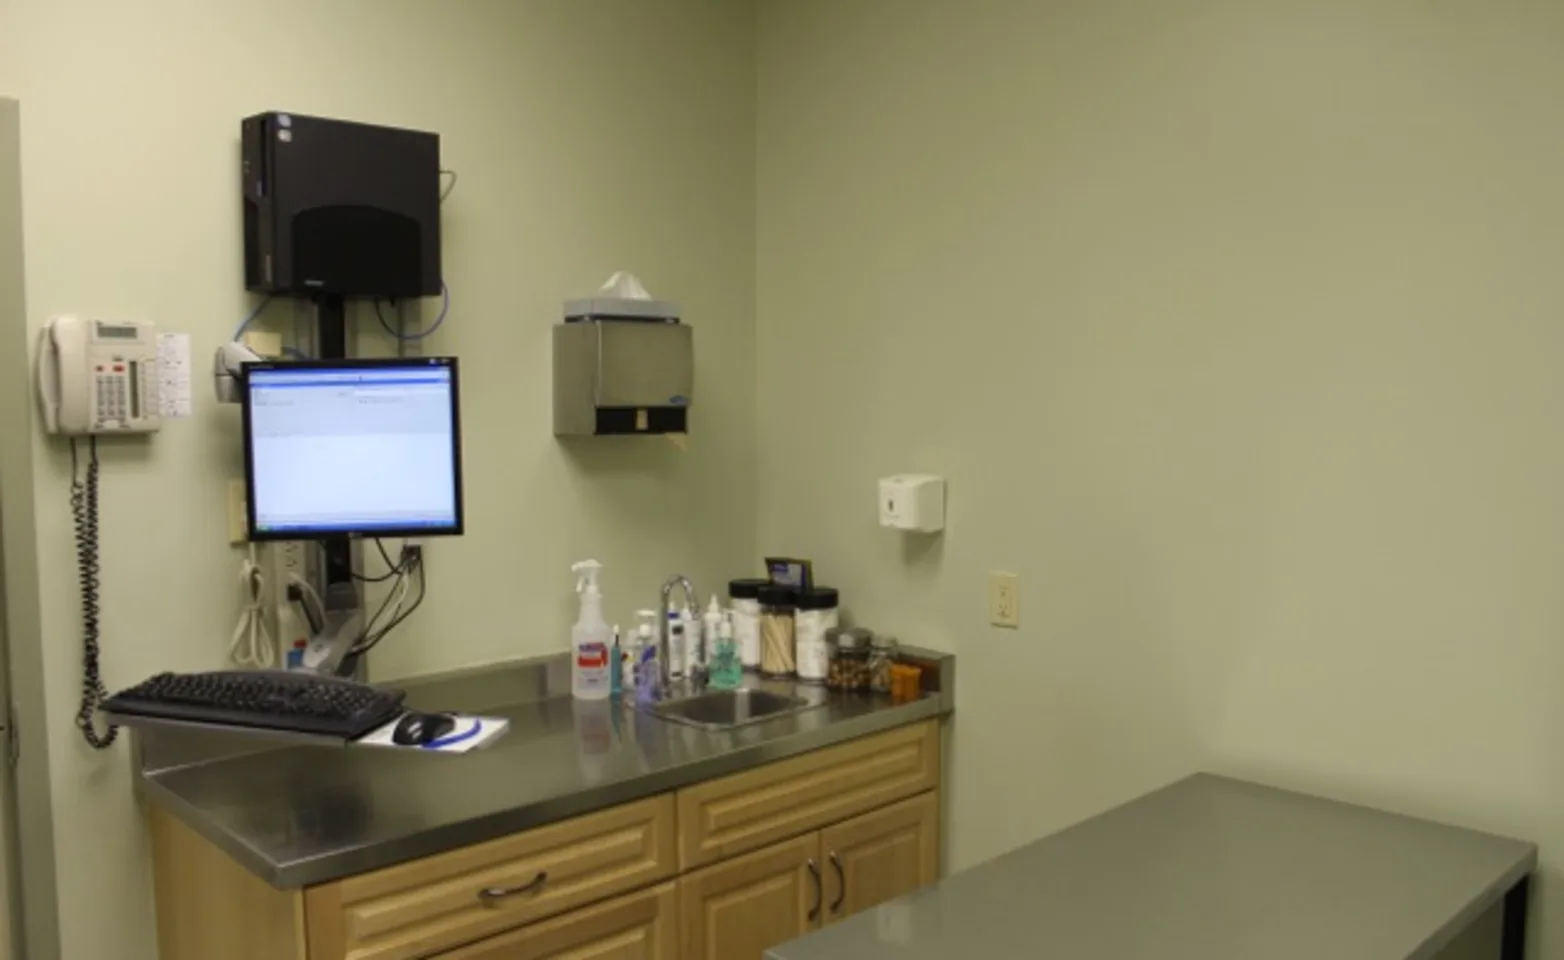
[{"left": 648, "top": 688, "right": 814, "bottom": 730}]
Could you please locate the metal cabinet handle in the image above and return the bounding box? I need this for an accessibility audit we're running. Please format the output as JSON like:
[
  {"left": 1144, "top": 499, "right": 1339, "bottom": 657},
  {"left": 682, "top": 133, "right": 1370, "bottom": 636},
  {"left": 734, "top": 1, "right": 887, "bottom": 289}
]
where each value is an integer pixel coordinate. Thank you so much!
[
  {"left": 829, "top": 852, "right": 846, "bottom": 914},
  {"left": 807, "top": 858, "right": 822, "bottom": 921},
  {"left": 477, "top": 871, "right": 548, "bottom": 906}
]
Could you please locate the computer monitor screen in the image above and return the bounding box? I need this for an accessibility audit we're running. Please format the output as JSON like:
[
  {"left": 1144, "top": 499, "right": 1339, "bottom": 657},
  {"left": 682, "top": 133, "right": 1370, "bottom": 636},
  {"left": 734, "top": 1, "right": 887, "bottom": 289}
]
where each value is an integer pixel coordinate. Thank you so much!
[{"left": 242, "top": 358, "right": 463, "bottom": 540}]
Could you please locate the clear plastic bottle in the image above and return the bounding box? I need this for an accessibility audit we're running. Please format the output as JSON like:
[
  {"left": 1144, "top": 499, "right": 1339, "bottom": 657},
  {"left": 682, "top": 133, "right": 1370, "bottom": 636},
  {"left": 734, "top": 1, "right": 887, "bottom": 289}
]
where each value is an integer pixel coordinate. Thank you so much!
[
  {"left": 633, "top": 610, "right": 661, "bottom": 702},
  {"left": 570, "top": 560, "right": 612, "bottom": 700}
]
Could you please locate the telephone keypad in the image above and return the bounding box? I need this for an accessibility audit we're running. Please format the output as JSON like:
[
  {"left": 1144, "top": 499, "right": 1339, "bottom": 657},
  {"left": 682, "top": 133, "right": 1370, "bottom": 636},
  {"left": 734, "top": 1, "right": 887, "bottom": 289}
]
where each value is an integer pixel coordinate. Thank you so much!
[{"left": 95, "top": 374, "right": 129, "bottom": 425}]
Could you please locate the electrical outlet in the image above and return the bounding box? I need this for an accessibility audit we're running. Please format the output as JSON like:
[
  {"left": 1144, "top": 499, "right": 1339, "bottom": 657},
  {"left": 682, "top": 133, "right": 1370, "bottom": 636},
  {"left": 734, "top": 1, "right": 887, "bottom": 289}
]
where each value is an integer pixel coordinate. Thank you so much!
[
  {"left": 989, "top": 571, "right": 1020, "bottom": 628},
  {"left": 227, "top": 480, "right": 249, "bottom": 545},
  {"left": 267, "top": 541, "right": 312, "bottom": 659}
]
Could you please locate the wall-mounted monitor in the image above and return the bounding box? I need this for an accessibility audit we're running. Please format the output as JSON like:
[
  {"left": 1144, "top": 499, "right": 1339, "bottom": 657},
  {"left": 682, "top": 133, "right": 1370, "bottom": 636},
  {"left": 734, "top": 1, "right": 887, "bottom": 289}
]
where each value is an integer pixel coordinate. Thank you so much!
[{"left": 242, "top": 358, "right": 463, "bottom": 540}]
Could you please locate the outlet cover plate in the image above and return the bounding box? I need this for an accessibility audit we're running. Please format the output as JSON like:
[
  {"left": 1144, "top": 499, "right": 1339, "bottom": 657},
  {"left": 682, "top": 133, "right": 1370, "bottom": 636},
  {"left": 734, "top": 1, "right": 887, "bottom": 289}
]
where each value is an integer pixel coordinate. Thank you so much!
[{"left": 989, "top": 571, "right": 1020, "bottom": 628}]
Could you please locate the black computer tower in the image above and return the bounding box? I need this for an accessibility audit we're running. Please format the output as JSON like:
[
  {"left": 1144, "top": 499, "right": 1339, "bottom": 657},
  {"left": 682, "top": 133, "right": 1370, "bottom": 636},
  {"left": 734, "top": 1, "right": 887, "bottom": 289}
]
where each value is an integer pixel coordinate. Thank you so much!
[{"left": 242, "top": 112, "right": 441, "bottom": 299}]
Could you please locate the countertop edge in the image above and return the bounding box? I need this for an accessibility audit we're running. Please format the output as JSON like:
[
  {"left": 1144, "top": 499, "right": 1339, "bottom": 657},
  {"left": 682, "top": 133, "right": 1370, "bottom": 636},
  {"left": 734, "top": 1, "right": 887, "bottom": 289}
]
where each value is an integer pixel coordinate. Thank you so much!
[
  {"left": 144, "top": 695, "right": 949, "bottom": 889},
  {"left": 137, "top": 774, "right": 293, "bottom": 886},
  {"left": 1407, "top": 845, "right": 1537, "bottom": 960}
]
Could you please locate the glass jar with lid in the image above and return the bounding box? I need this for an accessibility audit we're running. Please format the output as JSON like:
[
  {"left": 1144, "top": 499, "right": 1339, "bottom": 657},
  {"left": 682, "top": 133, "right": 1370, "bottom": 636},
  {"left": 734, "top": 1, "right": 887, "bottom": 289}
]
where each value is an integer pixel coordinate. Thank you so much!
[
  {"left": 868, "top": 633, "right": 898, "bottom": 694},
  {"left": 758, "top": 584, "right": 798, "bottom": 678},
  {"left": 828, "top": 627, "right": 872, "bottom": 691}
]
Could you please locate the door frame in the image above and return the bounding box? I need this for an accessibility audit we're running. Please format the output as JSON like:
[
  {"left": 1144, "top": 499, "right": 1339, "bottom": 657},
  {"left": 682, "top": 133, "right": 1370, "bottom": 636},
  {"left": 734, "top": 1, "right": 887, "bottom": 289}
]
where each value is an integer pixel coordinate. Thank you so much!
[{"left": 0, "top": 95, "right": 64, "bottom": 960}]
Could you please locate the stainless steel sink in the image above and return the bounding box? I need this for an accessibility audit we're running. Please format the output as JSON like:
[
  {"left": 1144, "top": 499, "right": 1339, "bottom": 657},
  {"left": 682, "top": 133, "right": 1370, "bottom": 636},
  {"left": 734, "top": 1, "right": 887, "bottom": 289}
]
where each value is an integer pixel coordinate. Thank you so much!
[{"left": 647, "top": 688, "right": 816, "bottom": 730}]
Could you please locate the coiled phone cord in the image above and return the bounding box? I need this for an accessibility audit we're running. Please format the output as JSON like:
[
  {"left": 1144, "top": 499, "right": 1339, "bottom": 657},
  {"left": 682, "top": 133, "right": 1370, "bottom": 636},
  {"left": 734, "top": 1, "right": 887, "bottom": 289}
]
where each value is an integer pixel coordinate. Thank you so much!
[{"left": 70, "top": 438, "right": 117, "bottom": 750}]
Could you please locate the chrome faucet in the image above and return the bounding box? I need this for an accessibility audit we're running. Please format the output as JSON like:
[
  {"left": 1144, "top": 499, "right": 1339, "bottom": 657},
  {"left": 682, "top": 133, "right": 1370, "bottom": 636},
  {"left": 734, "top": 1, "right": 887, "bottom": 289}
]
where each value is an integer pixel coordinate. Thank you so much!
[{"left": 660, "top": 575, "right": 699, "bottom": 692}]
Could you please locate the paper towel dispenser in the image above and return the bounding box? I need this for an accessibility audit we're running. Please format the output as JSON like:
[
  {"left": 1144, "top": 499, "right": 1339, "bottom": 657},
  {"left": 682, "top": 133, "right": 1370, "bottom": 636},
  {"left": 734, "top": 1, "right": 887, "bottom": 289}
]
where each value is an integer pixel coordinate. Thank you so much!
[{"left": 553, "top": 317, "right": 693, "bottom": 436}]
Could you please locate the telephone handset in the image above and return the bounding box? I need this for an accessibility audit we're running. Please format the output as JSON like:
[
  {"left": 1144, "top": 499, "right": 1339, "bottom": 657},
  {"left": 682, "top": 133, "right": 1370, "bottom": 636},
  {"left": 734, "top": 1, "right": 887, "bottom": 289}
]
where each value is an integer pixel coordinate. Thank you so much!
[{"left": 37, "top": 315, "right": 161, "bottom": 435}]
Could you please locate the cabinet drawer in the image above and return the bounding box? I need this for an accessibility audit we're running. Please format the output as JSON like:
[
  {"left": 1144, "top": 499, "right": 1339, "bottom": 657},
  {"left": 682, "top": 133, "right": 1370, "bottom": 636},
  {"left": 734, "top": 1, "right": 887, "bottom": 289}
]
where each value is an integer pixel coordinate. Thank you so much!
[
  {"left": 304, "top": 795, "right": 676, "bottom": 960},
  {"left": 676, "top": 720, "right": 939, "bottom": 869},
  {"left": 436, "top": 882, "right": 677, "bottom": 959}
]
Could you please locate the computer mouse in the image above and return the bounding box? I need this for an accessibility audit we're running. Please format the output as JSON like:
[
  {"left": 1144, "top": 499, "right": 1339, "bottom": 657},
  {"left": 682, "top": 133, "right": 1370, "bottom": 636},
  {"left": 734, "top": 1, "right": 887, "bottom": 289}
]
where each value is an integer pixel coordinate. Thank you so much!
[{"left": 392, "top": 711, "right": 457, "bottom": 746}]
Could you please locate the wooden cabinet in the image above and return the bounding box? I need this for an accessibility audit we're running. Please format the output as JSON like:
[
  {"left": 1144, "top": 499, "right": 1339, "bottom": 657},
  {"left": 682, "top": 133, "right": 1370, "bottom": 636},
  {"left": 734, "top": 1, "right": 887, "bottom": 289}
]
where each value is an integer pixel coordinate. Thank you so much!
[
  {"left": 821, "top": 792, "right": 939, "bottom": 923},
  {"left": 303, "top": 796, "right": 676, "bottom": 960},
  {"left": 677, "top": 789, "right": 940, "bottom": 959},
  {"left": 149, "top": 720, "right": 941, "bottom": 960},
  {"left": 677, "top": 834, "right": 821, "bottom": 960},
  {"left": 148, "top": 806, "right": 309, "bottom": 960},
  {"left": 676, "top": 719, "right": 939, "bottom": 869},
  {"left": 436, "top": 883, "right": 677, "bottom": 960}
]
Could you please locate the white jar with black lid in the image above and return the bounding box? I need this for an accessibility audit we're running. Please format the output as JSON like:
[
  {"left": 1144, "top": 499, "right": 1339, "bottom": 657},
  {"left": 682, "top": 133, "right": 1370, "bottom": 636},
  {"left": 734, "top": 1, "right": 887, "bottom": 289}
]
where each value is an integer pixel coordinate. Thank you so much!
[
  {"left": 728, "top": 578, "right": 768, "bottom": 671},
  {"left": 794, "top": 586, "right": 840, "bottom": 684}
]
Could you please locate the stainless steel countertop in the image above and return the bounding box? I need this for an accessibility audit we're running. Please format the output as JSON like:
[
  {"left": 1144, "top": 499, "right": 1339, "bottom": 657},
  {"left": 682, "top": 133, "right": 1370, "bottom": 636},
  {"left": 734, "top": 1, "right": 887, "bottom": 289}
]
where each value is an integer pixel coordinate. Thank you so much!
[
  {"left": 134, "top": 655, "right": 952, "bottom": 889},
  {"left": 768, "top": 773, "right": 1536, "bottom": 960}
]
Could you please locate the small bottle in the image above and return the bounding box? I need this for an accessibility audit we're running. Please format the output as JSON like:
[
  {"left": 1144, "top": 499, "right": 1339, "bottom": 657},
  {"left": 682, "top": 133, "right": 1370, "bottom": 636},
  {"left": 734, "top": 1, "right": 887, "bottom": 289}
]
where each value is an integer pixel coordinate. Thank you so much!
[
  {"left": 683, "top": 599, "right": 704, "bottom": 673},
  {"left": 570, "top": 560, "right": 612, "bottom": 701},
  {"left": 634, "top": 610, "right": 660, "bottom": 702},
  {"left": 609, "top": 625, "right": 623, "bottom": 697},
  {"left": 702, "top": 595, "right": 723, "bottom": 672},
  {"left": 667, "top": 612, "right": 687, "bottom": 681},
  {"left": 709, "top": 613, "right": 743, "bottom": 689},
  {"left": 619, "top": 626, "right": 635, "bottom": 697},
  {"left": 869, "top": 633, "right": 899, "bottom": 694}
]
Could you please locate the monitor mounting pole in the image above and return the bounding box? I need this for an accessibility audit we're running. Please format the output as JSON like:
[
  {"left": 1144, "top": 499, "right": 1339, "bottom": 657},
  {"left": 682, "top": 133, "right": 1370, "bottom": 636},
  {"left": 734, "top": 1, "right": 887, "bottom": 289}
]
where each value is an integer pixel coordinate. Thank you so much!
[{"left": 299, "top": 293, "right": 368, "bottom": 678}]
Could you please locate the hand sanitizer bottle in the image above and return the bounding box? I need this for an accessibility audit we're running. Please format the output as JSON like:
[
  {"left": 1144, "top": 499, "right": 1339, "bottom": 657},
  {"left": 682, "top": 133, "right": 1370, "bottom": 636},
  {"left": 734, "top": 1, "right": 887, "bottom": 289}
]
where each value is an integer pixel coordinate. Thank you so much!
[
  {"left": 571, "top": 560, "right": 612, "bottom": 701},
  {"left": 710, "top": 613, "right": 743, "bottom": 689}
]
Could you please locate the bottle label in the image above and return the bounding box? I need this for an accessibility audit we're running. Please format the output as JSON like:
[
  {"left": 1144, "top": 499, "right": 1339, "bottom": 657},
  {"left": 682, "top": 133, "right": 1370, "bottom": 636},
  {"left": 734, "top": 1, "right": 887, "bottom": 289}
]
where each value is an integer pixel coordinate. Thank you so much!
[
  {"left": 797, "top": 637, "right": 828, "bottom": 680},
  {"left": 796, "top": 610, "right": 835, "bottom": 681},
  {"left": 735, "top": 613, "right": 760, "bottom": 668},
  {"left": 578, "top": 642, "right": 609, "bottom": 670}
]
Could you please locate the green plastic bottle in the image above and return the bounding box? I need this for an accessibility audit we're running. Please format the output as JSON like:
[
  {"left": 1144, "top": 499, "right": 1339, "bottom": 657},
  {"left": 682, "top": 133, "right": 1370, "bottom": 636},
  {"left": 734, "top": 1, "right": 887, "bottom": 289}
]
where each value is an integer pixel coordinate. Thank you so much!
[{"left": 709, "top": 613, "right": 743, "bottom": 689}]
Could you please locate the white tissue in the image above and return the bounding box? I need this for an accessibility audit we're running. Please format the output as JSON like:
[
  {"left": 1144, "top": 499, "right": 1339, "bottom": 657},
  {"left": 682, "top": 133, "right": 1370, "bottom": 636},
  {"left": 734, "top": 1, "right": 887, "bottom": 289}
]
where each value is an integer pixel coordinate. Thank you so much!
[{"left": 598, "top": 271, "right": 652, "bottom": 300}]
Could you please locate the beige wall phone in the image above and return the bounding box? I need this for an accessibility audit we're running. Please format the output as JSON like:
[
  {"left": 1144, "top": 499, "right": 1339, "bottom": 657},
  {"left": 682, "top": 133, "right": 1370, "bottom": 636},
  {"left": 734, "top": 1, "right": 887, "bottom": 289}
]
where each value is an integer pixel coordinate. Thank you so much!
[
  {"left": 36, "top": 315, "right": 159, "bottom": 750},
  {"left": 37, "top": 315, "right": 161, "bottom": 435}
]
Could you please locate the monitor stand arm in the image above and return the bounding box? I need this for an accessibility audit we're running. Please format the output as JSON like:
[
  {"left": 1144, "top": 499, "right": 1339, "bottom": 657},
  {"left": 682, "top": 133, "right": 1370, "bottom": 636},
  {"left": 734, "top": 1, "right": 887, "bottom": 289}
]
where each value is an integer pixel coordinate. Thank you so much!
[
  {"left": 300, "top": 608, "right": 366, "bottom": 677},
  {"left": 302, "top": 294, "right": 368, "bottom": 680}
]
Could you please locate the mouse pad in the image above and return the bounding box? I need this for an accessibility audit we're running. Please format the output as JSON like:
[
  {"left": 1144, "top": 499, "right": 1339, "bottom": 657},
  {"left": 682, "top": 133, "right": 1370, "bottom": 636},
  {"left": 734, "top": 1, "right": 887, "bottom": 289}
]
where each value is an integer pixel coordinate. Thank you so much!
[{"left": 354, "top": 714, "right": 510, "bottom": 753}]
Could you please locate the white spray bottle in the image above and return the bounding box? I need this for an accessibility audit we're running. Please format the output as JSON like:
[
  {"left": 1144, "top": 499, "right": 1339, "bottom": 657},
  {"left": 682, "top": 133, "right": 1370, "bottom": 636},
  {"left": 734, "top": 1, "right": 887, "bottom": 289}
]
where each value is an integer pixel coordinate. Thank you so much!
[{"left": 571, "top": 560, "right": 612, "bottom": 700}]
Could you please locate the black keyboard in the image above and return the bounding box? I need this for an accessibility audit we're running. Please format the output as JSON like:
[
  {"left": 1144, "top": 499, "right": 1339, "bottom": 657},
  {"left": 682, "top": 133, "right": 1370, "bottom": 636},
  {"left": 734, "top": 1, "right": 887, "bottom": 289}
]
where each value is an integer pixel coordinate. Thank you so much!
[{"left": 104, "top": 670, "right": 406, "bottom": 740}]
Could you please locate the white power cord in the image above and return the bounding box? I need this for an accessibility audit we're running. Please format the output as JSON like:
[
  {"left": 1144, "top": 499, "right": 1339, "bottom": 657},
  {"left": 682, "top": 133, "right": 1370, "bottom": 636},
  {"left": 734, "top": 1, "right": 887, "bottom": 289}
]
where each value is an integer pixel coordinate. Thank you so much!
[
  {"left": 287, "top": 572, "right": 326, "bottom": 630},
  {"left": 230, "top": 545, "right": 275, "bottom": 668}
]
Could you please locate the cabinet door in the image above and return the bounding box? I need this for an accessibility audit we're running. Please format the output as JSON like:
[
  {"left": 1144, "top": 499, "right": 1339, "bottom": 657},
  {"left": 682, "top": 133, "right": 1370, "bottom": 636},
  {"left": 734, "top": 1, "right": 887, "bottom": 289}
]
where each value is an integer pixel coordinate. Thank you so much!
[
  {"left": 678, "top": 833, "right": 822, "bottom": 960},
  {"left": 436, "top": 883, "right": 676, "bottom": 960},
  {"left": 820, "top": 791, "right": 939, "bottom": 923}
]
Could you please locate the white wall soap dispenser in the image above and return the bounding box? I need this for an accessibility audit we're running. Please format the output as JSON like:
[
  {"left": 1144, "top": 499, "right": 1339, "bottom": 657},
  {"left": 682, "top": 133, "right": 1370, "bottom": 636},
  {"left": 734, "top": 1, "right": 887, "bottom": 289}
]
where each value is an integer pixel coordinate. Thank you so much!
[{"left": 879, "top": 474, "right": 946, "bottom": 533}]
